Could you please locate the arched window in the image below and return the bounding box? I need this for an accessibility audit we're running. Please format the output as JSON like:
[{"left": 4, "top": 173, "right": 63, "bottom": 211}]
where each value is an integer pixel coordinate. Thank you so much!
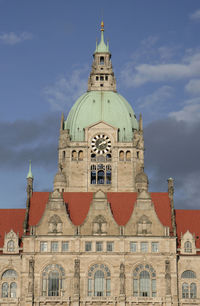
[
  {"left": 182, "top": 283, "right": 189, "bottom": 298},
  {"left": 133, "top": 264, "right": 156, "bottom": 297},
  {"left": 42, "top": 264, "right": 65, "bottom": 297},
  {"left": 91, "top": 153, "right": 96, "bottom": 161},
  {"left": 98, "top": 170, "right": 104, "bottom": 184},
  {"left": 62, "top": 151, "right": 65, "bottom": 160},
  {"left": 100, "top": 56, "right": 104, "bottom": 65},
  {"left": 78, "top": 150, "right": 83, "bottom": 161},
  {"left": 106, "top": 165, "right": 111, "bottom": 184},
  {"left": 106, "top": 153, "right": 111, "bottom": 161},
  {"left": 2, "top": 282, "right": 8, "bottom": 297},
  {"left": 190, "top": 283, "right": 197, "bottom": 298},
  {"left": 88, "top": 264, "right": 110, "bottom": 296},
  {"left": 126, "top": 151, "right": 131, "bottom": 161},
  {"left": 72, "top": 150, "right": 77, "bottom": 161},
  {"left": 139, "top": 270, "right": 150, "bottom": 297},
  {"left": 184, "top": 241, "right": 192, "bottom": 253},
  {"left": 91, "top": 165, "right": 96, "bottom": 184},
  {"left": 181, "top": 270, "right": 196, "bottom": 278},
  {"left": 1, "top": 270, "right": 17, "bottom": 298},
  {"left": 10, "top": 282, "right": 17, "bottom": 298},
  {"left": 7, "top": 240, "right": 14, "bottom": 252},
  {"left": 119, "top": 151, "right": 124, "bottom": 161},
  {"left": 181, "top": 270, "right": 197, "bottom": 299}
]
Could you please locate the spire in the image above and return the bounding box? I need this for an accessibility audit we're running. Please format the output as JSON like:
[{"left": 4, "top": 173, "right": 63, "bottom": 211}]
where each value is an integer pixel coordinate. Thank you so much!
[
  {"left": 94, "top": 21, "right": 109, "bottom": 53},
  {"left": 88, "top": 21, "right": 116, "bottom": 91},
  {"left": 27, "top": 160, "right": 33, "bottom": 179}
]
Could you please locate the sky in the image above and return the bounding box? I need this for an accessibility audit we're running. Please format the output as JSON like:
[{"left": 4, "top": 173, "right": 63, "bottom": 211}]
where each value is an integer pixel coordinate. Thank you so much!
[{"left": 0, "top": 0, "right": 200, "bottom": 210}]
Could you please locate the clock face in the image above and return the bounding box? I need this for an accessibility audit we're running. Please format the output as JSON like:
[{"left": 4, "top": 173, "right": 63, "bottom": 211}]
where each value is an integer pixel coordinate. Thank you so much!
[{"left": 91, "top": 134, "right": 111, "bottom": 154}]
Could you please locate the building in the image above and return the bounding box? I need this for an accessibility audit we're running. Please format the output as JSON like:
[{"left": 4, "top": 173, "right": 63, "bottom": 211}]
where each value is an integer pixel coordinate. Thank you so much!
[{"left": 0, "top": 22, "right": 200, "bottom": 306}]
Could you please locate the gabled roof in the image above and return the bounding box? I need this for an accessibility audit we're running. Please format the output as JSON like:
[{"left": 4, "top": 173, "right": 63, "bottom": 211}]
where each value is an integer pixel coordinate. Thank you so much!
[
  {"left": 0, "top": 209, "right": 26, "bottom": 248},
  {"left": 175, "top": 210, "right": 200, "bottom": 248},
  {"left": 28, "top": 191, "right": 172, "bottom": 229},
  {"left": 0, "top": 191, "right": 174, "bottom": 248}
]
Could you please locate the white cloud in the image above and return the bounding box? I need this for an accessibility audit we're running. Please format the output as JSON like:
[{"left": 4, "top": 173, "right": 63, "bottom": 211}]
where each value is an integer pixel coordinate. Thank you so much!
[
  {"left": 44, "top": 66, "right": 88, "bottom": 111},
  {"left": 169, "top": 97, "right": 200, "bottom": 123},
  {"left": 121, "top": 51, "right": 200, "bottom": 87},
  {"left": 185, "top": 79, "right": 200, "bottom": 95},
  {"left": 136, "top": 86, "right": 173, "bottom": 108},
  {"left": 190, "top": 9, "right": 200, "bottom": 21},
  {"left": 0, "top": 32, "right": 33, "bottom": 45}
]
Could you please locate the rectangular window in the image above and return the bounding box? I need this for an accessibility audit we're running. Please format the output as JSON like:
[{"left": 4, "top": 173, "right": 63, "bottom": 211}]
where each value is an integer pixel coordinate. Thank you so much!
[
  {"left": 96, "top": 241, "right": 103, "bottom": 252},
  {"left": 85, "top": 241, "right": 92, "bottom": 252},
  {"left": 130, "top": 242, "right": 137, "bottom": 252},
  {"left": 62, "top": 241, "right": 69, "bottom": 252},
  {"left": 51, "top": 241, "right": 58, "bottom": 252},
  {"left": 141, "top": 242, "right": 148, "bottom": 253},
  {"left": 152, "top": 242, "right": 159, "bottom": 253},
  {"left": 40, "top": 241, "right": 48, "bottom": 252},
  {"left": 106, "top": 242, "right": 114, "bottom": 252}
]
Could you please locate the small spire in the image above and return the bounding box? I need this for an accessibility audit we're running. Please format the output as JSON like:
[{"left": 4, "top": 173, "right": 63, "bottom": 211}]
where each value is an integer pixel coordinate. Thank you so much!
[
  {"left": 27, "top": 160, "right": 33, "bottom": 179},
  {"left": 60, "top": 112, "right": 64, "bottom": 130},
  {"left": 139, "top": 113, "right": 143, "bottom": 132}
]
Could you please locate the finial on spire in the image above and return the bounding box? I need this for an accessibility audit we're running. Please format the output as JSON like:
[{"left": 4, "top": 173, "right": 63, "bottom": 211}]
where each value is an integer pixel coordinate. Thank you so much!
[
  {"left": 27, "top": 160, "right": 33, "bottom": 179},
  {"left": 101, "top": 21, "right": 104, "bottom": 32}
]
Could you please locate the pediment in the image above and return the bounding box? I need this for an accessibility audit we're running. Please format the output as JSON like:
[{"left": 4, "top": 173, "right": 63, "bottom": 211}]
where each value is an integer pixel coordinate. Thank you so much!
[{"left": 87, "top": 120, "right": 118, "bottom": 131}]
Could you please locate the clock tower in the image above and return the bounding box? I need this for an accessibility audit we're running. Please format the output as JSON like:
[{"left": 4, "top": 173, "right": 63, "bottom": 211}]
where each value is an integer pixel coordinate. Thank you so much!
[{"left": 54, "top": 22, "right": 144, "bottom": 193}]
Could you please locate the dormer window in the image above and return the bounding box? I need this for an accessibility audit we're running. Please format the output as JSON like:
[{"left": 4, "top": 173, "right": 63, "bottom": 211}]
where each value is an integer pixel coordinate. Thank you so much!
[
  {"left": 184, "top": 241, "right": 192, "bottom": 253},
  {"left": 7, "top": 240, "right": 14, "bottom": 252},
  {"left": 100, "top": 56, "right": 104, "bottom": 65}
]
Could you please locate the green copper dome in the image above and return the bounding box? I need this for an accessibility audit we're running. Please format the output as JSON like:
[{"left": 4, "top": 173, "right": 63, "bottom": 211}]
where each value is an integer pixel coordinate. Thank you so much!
[{"left": 65, "top": 91, "right": 138, "bottom": 142}]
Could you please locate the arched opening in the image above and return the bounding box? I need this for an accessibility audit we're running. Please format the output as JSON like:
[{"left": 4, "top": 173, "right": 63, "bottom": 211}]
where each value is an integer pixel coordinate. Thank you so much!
[
  {"left": 106, "top": 165, "right": 111, "bottom": 184},
  {"left": 91, "top": 165, "right": 96, "bottom": 184},
  {"left": 42, "top": 264, "right": 65, "bottom": 297},
  {"left": 119, "top": 151, "right": 124, "bottom": 161},
  {"left": 94, "top": 270, "right": 104, "bottom": 296},
  {"left": 184, "top": 241, "right": 192, "bottom": 253},
  {"left": 98, "top": 170, "right": 104, "bottom": 184},
  {"left": 126, "top": 151, "right": 131, "bottom": 161},
  {"left": 100, "top": 56, "right": 104, "bottom": 65},
  {"left": 106, "top": 153, "right": 112, "bottom": 161},
  {"left": 91, "top": 153, "right": 96, "bottom": 161},
  {"left": 72, "top": 150, "right": 77, "bottom": 161},
  {"left": 7, "top": 240, "right": 14, "bottom": 252},
  {"left": 139, "top": 270, "right": 150, "bottom": 297},
  {"left": 78, "top": 150, "right": 83, "bottom": 161},
  {"left": 88, "top": 264, "right": 111, "bottom": 297}
]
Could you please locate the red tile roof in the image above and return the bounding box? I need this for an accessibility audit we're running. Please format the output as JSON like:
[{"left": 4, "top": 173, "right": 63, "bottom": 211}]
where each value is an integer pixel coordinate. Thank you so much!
[
  {"left": 0, "top": 192, "right": 178, "bottom": 248},
  {"left": 175, "top": 210, "right": 200, "bottom": 248},
  {"left": 29, "top": 191, "right": 172, "bottom": 229},
  {"left": 0, "top": 209, "right": 26, "bottom": 247}
]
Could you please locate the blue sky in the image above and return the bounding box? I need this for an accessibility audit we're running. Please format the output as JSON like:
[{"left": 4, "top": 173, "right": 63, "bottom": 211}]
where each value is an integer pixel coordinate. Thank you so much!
[{"left": 0, "top": 0, "right": 200, "bottom": 209}]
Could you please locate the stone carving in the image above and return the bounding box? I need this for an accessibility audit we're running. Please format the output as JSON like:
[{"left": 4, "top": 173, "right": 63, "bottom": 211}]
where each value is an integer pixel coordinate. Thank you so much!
[
  {"left": 137, "top": 215, "right": 152, "bottom": 234},
  {"left": 93, "top": 215, "right": 107, "bottom": 234},
  {"left": 48, "top": 214, "right": 63, "bottom": 233},
  {"left": 120, "top": 263, "right": 125, "bottom": 295}
]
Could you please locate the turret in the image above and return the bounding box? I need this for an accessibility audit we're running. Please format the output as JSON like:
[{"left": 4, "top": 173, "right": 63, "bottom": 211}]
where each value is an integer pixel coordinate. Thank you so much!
[{"left": 88, "top": 21, "right": 116, "bottom": 92}]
